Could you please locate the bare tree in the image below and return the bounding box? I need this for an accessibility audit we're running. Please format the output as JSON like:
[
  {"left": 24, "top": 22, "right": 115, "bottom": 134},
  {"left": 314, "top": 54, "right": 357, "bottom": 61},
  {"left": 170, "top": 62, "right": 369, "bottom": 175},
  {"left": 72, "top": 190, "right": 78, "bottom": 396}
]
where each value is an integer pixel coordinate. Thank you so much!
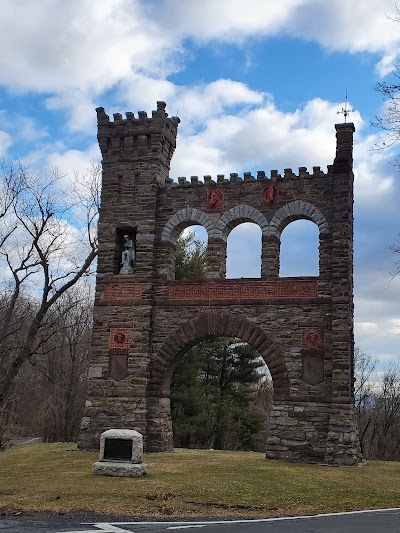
[
  {"left": 354, "top": 347, "right": 376, "bottom": 455},
  {"left": 369, "top": 363, "right": 400, "bottom": 460},
  {"left": 0, "top": 162, "right": 100, "bottom": 411},
  {"left": 34, "top": 288, "right": 93, "bottom": 442}
]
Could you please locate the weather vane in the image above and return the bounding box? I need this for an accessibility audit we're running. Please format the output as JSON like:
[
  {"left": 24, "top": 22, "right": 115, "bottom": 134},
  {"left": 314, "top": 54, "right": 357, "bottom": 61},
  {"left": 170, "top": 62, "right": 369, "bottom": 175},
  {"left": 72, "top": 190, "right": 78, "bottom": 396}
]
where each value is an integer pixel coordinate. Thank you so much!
[{"left": 337, "top": 90, "right": 355, "bottom": 123}]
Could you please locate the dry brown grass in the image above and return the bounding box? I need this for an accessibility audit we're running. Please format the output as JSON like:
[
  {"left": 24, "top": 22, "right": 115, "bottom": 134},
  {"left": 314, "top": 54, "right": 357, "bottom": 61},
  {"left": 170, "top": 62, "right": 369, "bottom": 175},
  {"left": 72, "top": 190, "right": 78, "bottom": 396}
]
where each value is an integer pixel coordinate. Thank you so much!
[{"left": 1, "top": 443, "right": 399, "bottom": 518}]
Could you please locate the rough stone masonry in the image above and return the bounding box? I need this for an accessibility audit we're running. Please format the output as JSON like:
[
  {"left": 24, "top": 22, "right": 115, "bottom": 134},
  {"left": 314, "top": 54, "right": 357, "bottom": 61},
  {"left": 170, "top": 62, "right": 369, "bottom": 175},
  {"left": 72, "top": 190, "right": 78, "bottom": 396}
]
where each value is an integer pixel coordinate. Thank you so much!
[{"left": 78, "top": 101, "right": 361, "bottom": 465}]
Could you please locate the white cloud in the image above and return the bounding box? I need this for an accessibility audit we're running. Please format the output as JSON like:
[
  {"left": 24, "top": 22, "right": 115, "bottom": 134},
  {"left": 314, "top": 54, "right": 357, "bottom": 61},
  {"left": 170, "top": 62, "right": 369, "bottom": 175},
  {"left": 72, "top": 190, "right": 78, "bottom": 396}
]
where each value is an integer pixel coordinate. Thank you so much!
[
  {"left": 45, "top": 91, "right": 98, "bottom": 134},
  {"left": 0, "top": 130, "right": 12, "bottom": 157},
  {"left": 290, "top": 1, "right": 399, "bottom": 55},
  {"left": 0, "top": 112, "right": 48, "bottom": 146},
  {"left": 356, "top": 321, "right": 379, "bottom": 334},
  {"left": 0, "top": 0, "right": 398, "bottom": 136},
  {"left": 46, "top": 144, "right": 101, "bottom": 187},
  {"left": 159, "top": 0, "right": 304, "bottom": 43},
  {"left": 0, "top": 0, "right": 177, "bottom": 94},
  {"left": 353, "top": 134, "right": 396, "bottom": 204},
  {"left": 159, "top": 0, "right": 400, "bottom": 73},
  {"left": 119, "top": 77, "right": 265, "bottom": 133},
  {"left": 21, "top": 142, "right": 100, "bottom": 192},
  {"left": 170, "top": 96, "right": 351, "bottom": 178}
]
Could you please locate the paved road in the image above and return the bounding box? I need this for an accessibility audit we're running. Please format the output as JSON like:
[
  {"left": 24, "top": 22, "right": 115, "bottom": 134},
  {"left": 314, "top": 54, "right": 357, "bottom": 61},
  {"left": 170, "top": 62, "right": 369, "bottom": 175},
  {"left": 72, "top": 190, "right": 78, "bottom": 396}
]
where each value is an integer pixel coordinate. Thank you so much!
[{"left": 1, "top": 509, "right": 400, "bottom": 533}]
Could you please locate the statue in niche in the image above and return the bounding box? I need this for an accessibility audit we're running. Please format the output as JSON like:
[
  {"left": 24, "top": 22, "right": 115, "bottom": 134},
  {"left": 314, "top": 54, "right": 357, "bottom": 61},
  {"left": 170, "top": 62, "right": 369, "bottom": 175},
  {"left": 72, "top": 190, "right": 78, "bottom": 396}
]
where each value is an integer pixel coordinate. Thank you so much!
[{"left": 120, "top": 234, "right": 135, "bottom": 274}]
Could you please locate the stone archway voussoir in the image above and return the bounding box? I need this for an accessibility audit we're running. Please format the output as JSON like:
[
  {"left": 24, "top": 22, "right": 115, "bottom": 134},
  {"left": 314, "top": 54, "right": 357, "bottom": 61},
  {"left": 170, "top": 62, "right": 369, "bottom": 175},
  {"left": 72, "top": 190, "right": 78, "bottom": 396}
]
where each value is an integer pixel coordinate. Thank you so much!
[{"left": 247, "top": 328, "right": 265, "bottom": 347}]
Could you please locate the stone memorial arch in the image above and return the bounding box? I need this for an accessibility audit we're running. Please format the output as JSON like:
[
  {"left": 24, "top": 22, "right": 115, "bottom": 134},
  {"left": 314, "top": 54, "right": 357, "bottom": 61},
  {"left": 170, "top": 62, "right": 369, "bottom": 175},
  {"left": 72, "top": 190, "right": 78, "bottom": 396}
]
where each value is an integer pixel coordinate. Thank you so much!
[{"left": 78, "top": 102, "right": 361, "bottom": 465}]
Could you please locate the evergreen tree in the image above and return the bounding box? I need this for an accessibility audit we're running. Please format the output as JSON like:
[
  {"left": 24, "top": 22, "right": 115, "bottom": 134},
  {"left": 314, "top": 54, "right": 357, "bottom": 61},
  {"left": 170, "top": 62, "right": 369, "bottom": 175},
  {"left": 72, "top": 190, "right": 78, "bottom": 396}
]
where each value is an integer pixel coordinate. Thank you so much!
[
  {"left": 171, "top": 338, "right": 265, "bottom": 450},
  {"left": 175, "top": 230, "right": 206, "bottom": 280}
]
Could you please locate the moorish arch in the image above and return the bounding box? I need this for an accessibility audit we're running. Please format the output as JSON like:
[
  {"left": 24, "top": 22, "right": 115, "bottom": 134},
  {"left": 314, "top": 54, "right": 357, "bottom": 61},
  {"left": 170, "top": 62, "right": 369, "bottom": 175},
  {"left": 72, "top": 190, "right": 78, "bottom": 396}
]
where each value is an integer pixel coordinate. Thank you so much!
[{"left": 78, "top": 103, "right": 361, "bottom": 466}]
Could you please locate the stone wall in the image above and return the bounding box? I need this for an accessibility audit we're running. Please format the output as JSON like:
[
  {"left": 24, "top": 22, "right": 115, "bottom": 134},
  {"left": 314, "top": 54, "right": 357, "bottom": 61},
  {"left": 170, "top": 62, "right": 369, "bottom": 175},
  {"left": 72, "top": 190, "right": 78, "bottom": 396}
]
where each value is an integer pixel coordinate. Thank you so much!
[{"left": 78, "top": 102, "right": 361, "bottom": 465}]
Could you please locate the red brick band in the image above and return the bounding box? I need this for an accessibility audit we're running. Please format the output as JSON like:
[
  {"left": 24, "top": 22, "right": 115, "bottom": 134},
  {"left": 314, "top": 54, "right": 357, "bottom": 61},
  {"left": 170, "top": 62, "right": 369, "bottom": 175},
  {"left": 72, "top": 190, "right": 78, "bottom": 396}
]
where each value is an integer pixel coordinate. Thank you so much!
[
  {"left": 168, "top": 280, "right": 317, "bottom": 301},
  {"left": 103, "top": 283, "right": 142, "bottom": 302}
]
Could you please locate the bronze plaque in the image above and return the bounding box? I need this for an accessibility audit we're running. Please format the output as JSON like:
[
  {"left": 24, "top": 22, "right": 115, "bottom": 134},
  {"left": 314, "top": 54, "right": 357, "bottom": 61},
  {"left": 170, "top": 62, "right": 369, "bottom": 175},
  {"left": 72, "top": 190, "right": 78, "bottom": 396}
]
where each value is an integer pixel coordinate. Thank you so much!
[
  {"left": 104, "top": 438, "right": 132, "bottom": 461},
  {"left": 302, "top": 356, "right": 324, "bottom": 385},
  {"left": 110, "top": 353, "right": 128, "bottom": 382},
  {"left": 109, "top": 328, "right": 130, "bottom": 355},
  {"left": 301, "top": 328, "right": 324, "bottom": 355}
]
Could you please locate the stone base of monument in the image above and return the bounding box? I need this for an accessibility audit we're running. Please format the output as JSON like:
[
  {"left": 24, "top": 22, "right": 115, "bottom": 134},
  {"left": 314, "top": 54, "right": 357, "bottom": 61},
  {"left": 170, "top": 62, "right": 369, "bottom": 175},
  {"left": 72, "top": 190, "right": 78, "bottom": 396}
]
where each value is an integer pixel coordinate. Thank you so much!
[
  {"left": 92, "top": 428, "right": 148, "bottom": 478},
  {"left": 92, "top": 461, "right": 147, "bottom": 477}
]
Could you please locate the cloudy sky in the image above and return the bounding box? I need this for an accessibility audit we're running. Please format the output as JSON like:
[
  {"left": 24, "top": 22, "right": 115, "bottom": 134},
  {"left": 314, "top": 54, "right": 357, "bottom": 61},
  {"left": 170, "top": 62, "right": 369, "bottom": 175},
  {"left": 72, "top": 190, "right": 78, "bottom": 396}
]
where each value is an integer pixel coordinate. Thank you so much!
[{"left": 1, "top": 0, "right": 400, "bottom": 371}]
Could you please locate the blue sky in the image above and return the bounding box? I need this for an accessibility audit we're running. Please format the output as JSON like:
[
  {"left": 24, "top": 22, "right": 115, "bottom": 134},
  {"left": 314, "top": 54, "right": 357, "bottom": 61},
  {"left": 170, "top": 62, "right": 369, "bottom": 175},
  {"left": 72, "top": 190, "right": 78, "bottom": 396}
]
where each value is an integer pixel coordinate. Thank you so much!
[{"left": 1, "top": 0, "right": 400, "bottom": 372}]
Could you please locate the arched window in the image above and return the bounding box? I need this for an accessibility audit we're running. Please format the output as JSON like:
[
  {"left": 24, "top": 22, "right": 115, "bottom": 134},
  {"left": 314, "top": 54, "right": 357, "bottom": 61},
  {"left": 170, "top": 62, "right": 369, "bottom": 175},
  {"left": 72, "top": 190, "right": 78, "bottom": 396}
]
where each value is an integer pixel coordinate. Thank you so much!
[
  {"left": 175, "top": 225, "right": 208, "bottom": 280},
  {"left": 226, "top": 223, "right": 262, "bottom": 279},
  {"left": 279, "top": 220, "right": 319, "bottom": 277}
]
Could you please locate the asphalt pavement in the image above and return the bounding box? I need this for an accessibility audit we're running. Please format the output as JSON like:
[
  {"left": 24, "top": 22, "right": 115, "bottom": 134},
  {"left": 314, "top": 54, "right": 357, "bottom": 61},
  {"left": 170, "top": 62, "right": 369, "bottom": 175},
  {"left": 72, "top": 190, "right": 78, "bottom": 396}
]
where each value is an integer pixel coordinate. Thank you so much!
[{"left": 0, "top": 508, "right": 400, "bottom": 533}]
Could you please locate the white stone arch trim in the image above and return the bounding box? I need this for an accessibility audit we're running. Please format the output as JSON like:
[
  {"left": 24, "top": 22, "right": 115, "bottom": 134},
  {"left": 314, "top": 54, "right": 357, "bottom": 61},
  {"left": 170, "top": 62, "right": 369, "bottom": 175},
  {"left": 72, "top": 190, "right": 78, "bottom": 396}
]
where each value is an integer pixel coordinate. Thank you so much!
[
  {"left": 216, "top": 204, "right": 269, "bottom": 241},
  {"left": 160, "top": 207, "right": 216, "bottom": 244},
  {"left": 267, "top": 201, "right": 329, "bottom": 238}
]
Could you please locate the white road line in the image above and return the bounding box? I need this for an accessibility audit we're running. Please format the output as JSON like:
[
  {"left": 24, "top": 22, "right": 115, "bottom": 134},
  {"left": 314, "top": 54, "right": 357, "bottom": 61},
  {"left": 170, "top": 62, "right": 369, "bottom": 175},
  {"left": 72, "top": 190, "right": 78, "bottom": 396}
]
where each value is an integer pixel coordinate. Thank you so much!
[
  {"left": 168, "top": 526, "right": 209, "bottom": 530},
  {"left": 60, "top": 524, "right": 134, "bottom": 533},
  {"left": 62, "top": 507, "right": 400, "bottom": 533},
  {"left": 93, "top": 524, "right": 135, "bottom": 532}
]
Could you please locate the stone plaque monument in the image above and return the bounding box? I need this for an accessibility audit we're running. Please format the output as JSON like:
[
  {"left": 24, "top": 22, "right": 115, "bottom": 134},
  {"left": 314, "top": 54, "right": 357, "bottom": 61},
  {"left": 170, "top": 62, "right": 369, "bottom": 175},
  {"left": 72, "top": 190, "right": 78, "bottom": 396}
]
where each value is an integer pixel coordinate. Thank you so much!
[
  {"left": 78, "top": 102, "right": 361, "bottom": 465},
  {"left": 93, "top": 429, "right": 147, "bottom": 477}
]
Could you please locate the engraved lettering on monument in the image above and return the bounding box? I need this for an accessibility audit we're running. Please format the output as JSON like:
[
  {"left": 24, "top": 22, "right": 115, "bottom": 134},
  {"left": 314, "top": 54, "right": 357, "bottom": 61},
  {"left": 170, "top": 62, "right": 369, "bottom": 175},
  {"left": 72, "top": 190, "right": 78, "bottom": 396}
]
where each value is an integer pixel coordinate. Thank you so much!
[
  {"left": 103, "top": 283, "right": 142, "bottom": 302},
  {"left": 168, "top": 280, "right": 317, "bottom": 301}
]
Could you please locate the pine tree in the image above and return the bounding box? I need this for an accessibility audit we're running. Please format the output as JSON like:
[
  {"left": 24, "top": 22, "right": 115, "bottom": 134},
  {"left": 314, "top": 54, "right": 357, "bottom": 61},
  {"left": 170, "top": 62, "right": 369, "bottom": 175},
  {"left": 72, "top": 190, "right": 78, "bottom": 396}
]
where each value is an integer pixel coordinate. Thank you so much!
[
  {"left": 171, "top": 338, "right": 265, "bottom": 450},
  {"left": 175, "top": 231, "right": 206, "bottom": 280}
]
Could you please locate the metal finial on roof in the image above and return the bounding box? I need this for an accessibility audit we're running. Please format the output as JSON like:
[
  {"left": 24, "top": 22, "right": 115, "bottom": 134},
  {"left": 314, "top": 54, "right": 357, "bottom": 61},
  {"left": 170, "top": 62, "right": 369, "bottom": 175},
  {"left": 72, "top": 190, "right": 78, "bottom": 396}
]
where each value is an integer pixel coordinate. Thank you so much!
[{"left": 337, "top": 90, "right": 355, "bottom": 123}]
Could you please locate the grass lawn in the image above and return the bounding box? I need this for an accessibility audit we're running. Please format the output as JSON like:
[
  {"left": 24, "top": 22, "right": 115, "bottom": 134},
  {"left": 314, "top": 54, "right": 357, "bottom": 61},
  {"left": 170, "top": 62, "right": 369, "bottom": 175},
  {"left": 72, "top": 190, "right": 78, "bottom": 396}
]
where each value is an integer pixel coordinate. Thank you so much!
[{"left": 0, "top": 443, "right": 400, "bottom": 518}]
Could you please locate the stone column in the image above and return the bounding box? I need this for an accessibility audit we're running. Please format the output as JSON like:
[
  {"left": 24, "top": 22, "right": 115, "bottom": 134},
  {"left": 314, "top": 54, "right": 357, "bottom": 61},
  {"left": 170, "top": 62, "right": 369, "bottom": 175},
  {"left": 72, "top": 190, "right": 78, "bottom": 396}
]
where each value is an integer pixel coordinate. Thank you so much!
[
  {"left": 324, "top": 123, "right": 361, "bottom": 465},
  {"left": 266, "top": 401, "right": 332, "bottom": 463},
  {"left": 147, "top": 397, "right": 174, "bottom": 452},
  {"left": 262, "top": 236, "right": 280, "bottom": 278},
  {"left": 206, "top": 237, "right": 227, "bottom": 278}
]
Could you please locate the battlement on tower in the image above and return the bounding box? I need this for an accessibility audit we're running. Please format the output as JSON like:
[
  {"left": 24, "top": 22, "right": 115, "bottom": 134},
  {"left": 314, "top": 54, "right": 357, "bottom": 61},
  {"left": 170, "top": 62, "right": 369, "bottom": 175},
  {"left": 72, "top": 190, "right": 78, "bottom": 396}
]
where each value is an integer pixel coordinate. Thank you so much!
[
  {"left": 167, "top": 166, "right": 331, "bottom": 187},
  {"left": 96, "top": 101, "right": 180, "bottom": 161}
]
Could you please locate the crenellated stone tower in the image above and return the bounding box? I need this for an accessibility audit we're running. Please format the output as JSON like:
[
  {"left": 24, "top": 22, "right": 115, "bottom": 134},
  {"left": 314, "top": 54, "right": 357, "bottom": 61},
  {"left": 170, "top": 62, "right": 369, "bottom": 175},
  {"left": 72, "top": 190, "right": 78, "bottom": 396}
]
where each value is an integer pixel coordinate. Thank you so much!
[{"left": 78, "top": 102, "right": 361, "bottom": 465}]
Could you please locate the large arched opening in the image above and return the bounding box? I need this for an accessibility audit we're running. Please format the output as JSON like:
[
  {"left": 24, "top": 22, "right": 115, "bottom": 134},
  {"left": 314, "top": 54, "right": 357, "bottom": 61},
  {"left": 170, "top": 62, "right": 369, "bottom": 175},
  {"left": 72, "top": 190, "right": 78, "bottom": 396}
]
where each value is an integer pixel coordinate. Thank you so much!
[
  {"left": 170, "top": 336, "right": 272, "bottom": 451},
  {"left": 279, "top": 220, "right": 319, "bottom": 277},
  {"left": 226, "top": 223, "right": 262, "bottom": 279},
  {"left": 147, "top": 311, "right": 289, "bottom": 453},
  {"left": 175, "top": 225, "right": 208, "bottom": 280}
]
